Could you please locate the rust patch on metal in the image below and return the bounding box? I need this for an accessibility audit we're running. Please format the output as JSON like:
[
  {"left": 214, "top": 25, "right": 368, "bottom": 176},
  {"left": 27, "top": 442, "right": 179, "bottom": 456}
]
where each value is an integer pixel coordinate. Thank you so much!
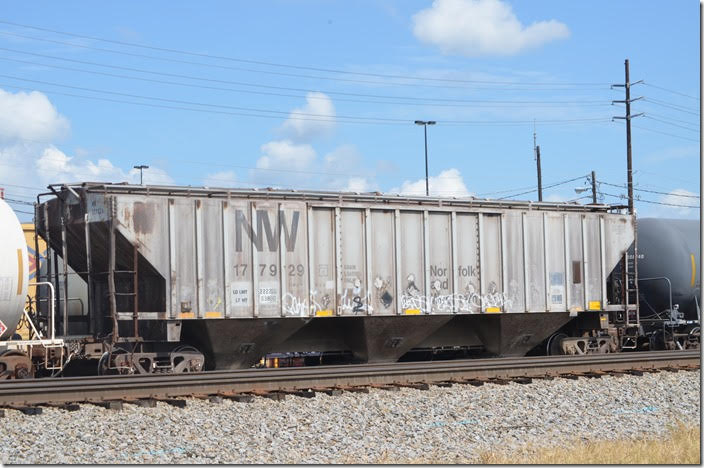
[{"left": 133, "top": 202, "right": 156, "bottom": 235}]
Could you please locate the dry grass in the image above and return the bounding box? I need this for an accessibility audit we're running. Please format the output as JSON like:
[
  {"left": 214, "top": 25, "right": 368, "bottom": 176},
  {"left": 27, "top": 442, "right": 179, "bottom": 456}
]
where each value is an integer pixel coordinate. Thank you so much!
[
  {"left": 478, "top": 421, "right": 700, "bottom": 465},
  {"left": 357, "top": 421, "right": 700, "bottom": 464}
]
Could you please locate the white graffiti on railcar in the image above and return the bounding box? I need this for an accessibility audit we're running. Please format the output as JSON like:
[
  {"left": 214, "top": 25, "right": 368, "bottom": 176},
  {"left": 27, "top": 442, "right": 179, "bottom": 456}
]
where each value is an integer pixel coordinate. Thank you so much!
[{"left": 399, "top": 291, "right": 513, "bottom": 314}]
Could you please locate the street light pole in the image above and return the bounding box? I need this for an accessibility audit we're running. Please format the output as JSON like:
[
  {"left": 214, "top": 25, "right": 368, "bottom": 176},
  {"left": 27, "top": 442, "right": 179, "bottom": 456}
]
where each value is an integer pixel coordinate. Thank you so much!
[
  {"left": 414, "top": 120, "right": 436, "bottom": 196},
  {"left": 133, "top": 165, "right": 149, "bottom": 185}
]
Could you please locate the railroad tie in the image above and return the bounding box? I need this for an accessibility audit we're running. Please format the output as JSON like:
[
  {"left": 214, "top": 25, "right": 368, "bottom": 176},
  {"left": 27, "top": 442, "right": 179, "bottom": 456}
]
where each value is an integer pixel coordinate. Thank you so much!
[
  {"left": 46, "top": 403, "right": 81, "bottom": 412},
  {"left": 318, "top": 388, "right": 344, "bottom": 396},
  {"left": 286, "top": 389, "right": 316, "bottom": 399},
  {"left": 218, "top": 393, "right": 255, "bottom": 403},
  {"left": 133, "top": 399, "right": 157, "bottom": 408},
  {"left": 434, "top": 382, "right": 453, "bottom": 388},
  {"left": 487, "top": 378, "right": 510, "bottom": 385},
  {"left": 9, "top": 406, "right": 42, "bottom": 415},
  {"left": 191, "top": 394, "right": 223, "bottom": 404},
  {"left": 93, "top": 401, "right": 123, "bottom": 411},
  {"left": 511, "top": 377, "right": 533, "bottom": 384},
  {"left": 397, "top": 383, "right": 430, "bottom": 391},
  {"left": 157, "top": 398, "right": 187, "bottom": 408},
  {"left": 463, "top": 379, "right": 486, "bottom": 386},
  {"left": 340, "top": 386, "right": 370, "bottom": 393},
  {"left": 370, "top": 384, "right": 400, "bottom": 392}
]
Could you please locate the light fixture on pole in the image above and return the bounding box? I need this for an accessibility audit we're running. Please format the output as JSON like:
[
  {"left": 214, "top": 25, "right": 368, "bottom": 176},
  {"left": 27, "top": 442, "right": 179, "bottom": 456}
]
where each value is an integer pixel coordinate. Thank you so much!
[
  {"left": 133, "top": 165, "right": 149, "bottom": 185},
  {"left": 414, "top": 120, "right": 436, "bottom": 196}
]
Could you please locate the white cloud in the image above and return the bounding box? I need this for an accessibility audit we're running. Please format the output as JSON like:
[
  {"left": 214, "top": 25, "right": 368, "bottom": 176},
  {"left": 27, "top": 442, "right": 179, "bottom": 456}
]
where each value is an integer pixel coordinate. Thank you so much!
[
  {"left": 279, "top": 92, "right": 336, "bottom": 141},
  {"left": 343, "top": 177, "right": 374, "bottom": 192},
  {"left": 323, "top": 144, "right": 363, "bottom": 172},
  {"left": 0, "top": 89, "right": 70, "bottom": 142},
  {"left": 656, "top": 188, "right": 699, "bottom": 218},
  {"left": 33, "top": 146, "right": 174, "bottom": 185},
  {"left": 203, "top": 170, "right": 237, "bottom": 187},
  {"left": 126, "top": 166, "right": 173, "bottom": 185},
  {"left": 257, "top": 140, "right": 316, "bottom": 171},
  {"left": 412, "top": 0, "right": 570, "bottom": 57},
  {"left": 391, "top": 168, "right": 471, "bottom": 197},
  {"left": 36, "top": 146, "right": 125, "bottom": 183}
]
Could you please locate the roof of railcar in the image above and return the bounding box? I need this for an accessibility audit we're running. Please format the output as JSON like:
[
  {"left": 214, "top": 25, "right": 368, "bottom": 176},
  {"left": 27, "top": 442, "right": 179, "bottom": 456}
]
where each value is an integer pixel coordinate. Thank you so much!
[{"left": 45, "top": 182, "right": 629, "bottom": 214}]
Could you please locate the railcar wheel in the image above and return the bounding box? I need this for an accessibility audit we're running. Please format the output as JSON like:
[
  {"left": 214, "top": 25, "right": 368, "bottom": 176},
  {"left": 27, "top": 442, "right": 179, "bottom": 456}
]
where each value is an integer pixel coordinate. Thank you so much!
[
  {"left": 0, "top": 350, "right": 33, "bottom": 379},
  {"left": 97, "top": 348, "right": 133, "bottom": 375},
  {"left": 546, "top": 332, "right": 567, "bottom": 356},
  {"left": 684, "top": 326, "right": 700, "bottom": 349},
  {"left": 649, "top": 329, "right": 674, "bottom": 351},
  {"left": 171, "top": 345, "right": 204, "bottom": 373}
]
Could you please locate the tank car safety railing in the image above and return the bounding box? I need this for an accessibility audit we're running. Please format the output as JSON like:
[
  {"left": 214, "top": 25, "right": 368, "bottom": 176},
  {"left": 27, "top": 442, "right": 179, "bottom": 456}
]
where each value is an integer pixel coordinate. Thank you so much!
[{"left": 0, "top": 282, "right": 66, "bottom": 371}]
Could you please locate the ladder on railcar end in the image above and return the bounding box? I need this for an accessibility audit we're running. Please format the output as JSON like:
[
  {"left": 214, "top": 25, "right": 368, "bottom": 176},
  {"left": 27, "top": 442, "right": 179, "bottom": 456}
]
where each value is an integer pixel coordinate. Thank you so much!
[
  {"left": 620, "top": 216, "right": 640, "bottom": 349},
  {"left": 105, "top": 203, "right": 140, "bottom": 346}
]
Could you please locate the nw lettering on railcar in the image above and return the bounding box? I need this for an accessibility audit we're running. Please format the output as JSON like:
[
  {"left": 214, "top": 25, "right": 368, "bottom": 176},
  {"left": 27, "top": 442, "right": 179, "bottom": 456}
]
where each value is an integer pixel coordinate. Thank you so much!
[{"left": 235, "top": 209, "right": 300, "bottom": 252}]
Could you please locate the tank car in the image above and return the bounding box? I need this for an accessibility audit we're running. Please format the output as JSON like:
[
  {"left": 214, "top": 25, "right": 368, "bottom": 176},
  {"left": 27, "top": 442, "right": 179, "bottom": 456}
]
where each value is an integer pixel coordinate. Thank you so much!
[
  {"left": 0, "top": 197, "right": 34, "bottom": 377},
  {"left": 636, "top": 218, "right": 700, "bottom": 350},
  {"left": 26, "top": 182, "right": 640, "bottom": 374}
]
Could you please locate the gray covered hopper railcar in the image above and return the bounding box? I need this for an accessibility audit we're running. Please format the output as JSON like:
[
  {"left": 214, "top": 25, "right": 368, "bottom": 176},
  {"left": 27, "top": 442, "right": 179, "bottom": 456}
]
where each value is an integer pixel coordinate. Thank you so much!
[{"left": 36, "top": 183, "right": 636, "bottom": 370}]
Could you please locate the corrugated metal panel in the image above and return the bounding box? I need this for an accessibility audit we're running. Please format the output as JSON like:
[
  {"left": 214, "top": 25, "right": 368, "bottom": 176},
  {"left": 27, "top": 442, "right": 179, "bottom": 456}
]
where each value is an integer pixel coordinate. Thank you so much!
[
  {"left": 502, "top": 212, "right": 524, "bottom": 313},
  {"left": 480, "top": 214, "right": 503, "bottom": 311},
  {"left": 428, "top": 212, "right": 452, "bottom": 314},
  {"left": 370, "top": 210, "right": 396, "bottom": 315},
  {"left": 455, "top": 213, "right": 480, "bottom": 313},
  {"left": 399, "top": 211, "right": 425, "bottom": 314},
  {"left": 281, "top": 202, "right": 308, "bottom": 317},
  {"left": 225, "top": 200, "right": 253, "bottom": 318},
  {"left": 566, "top": 214, "right": 585, "bottom": 312},
  {"left": 524, "top": 212, "right": 546, "bottom": 312},
  {"left": 198, "top": 199, "right": 225, "bottom": 318},
  {"left": 583, "top": 215, "right": 602, "bottom": 309},
  {"left": 339, "top": 209, "right": 368, "bottom": 315},
  {"left": 169, "top": 198, "right": 197, "bottom": 318},
  {"left": 250, "top": 201, "right": 280, "bottom": 318},
  {"left": 545, "top": 213, "right": 566, "bottom": 312},
  {"left": 309, "top": 208, "right": 335, "bottom": 316}
]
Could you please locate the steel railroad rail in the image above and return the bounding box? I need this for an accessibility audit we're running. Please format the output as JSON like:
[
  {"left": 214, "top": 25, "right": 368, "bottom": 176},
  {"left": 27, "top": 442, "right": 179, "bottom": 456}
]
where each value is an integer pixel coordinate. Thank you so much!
[{"left": 0, "top": 351, "right": 698, "bottom": 407}]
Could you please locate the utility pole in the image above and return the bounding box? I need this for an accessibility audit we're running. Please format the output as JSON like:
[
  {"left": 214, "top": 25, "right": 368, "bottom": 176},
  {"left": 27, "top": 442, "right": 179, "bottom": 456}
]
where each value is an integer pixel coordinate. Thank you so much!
[
  {"left": 590, "top": 170, "right": 597, "bottom": 204},
  {"left": 133, "top": 165, "right": 149, "bottom": 185},
  {"left": 414, "top": 120, "right": 436, "bottom": 196},
  {"left": 533, "top": 121, "right": 542, "bottom": 201},
  {"left": 535, "top": 145, "right": 543, "bottom": 202},
  {"left": 612, "top": 59, "right": 643, "bottom": 214}
]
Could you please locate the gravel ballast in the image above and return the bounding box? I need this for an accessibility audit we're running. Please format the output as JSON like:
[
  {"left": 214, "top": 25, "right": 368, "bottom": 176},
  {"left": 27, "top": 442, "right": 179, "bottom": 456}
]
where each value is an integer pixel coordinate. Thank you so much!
[{"left": 0, "top": 369, "right": 699, "bottom": 464}]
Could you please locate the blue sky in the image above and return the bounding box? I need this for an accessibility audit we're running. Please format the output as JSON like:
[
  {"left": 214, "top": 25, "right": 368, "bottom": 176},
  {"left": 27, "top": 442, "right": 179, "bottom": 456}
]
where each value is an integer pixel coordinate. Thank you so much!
[{"left": 0, "top": 0, "right": 699, "bottom": 222}]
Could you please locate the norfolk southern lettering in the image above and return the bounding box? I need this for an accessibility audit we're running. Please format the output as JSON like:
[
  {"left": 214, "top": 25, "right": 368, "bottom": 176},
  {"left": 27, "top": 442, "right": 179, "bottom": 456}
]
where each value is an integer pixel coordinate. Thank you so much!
[{"left": 235, "top": 209, "right": 300, "bottom": 252}]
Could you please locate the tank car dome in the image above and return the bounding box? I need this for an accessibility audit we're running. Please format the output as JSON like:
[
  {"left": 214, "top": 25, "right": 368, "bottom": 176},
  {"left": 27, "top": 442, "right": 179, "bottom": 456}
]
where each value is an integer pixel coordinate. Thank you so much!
[{"left": 0, "top": 197, "right": 28, "bottom": 339}]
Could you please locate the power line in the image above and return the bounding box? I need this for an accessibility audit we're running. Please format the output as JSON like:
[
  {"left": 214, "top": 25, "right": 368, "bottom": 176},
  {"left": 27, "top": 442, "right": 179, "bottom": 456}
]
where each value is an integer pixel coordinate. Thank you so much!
[
  {"left": 497, "top": 175, "right": 588, "bottom": 200},
  {"left": 600, "top": 191, "right": 700, "bottom": 208},
  {"left": 3, "top": 197, "right": 34, "bottom": 205},
  {"left": 599, "top": 180, "right": 700, "bottom": 198},
  {"left": 0, "top": 20, "right": 612, "bottom": 87},
  {"left": 642, "top": 82, "right": 699, "bottom": 101},
  {"left": 0, "top": 80, "right": 612, "bottom": 127},
  {"left": 0, "top": 54, "right": 614, "bottom": 109},
  {"left": 0, "top": 49, "right": 612, "bottom": 107},
  {"left": 643, "top": 115, "right": 699, "bottom": 132},
  {"left": 0, "top": 30, "right": 612, "bottom": 92},
  {"left": 643, "top": 97, "right": 699, "bottom": 115},
  {"left": 630, "top": 124, "right": 699, "bottom": 143},
  {"left": 641, "top": 110, "right": 698, "bottom": 127}
]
